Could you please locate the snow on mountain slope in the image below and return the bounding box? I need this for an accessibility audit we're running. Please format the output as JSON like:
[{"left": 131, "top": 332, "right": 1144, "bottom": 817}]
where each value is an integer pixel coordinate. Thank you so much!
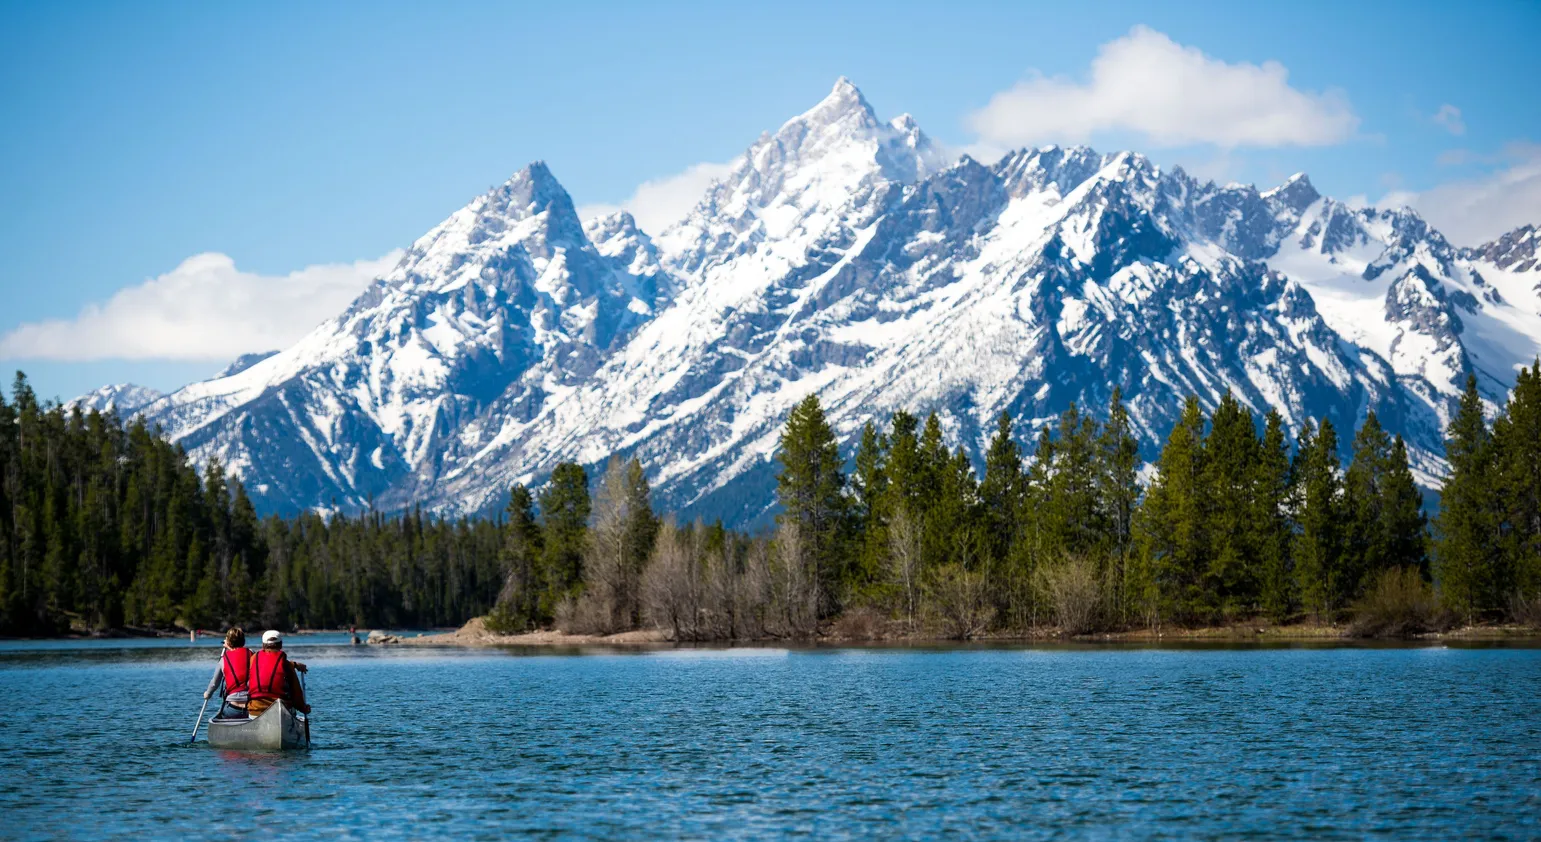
[
  {"left": 67, "top": 383, "right": 164, "bottom": 416},
  {"left": 135, "top": 162, "right": 669, "bottom": 511},
  {"left": 112, "top": 78, "right": 1537, "bottom": 523}
]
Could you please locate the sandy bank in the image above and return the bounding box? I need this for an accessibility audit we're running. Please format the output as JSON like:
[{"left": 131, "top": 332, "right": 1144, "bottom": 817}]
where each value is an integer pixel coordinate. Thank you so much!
[{"left": 397, "top": 617, "right": 669, "bottom": 647}]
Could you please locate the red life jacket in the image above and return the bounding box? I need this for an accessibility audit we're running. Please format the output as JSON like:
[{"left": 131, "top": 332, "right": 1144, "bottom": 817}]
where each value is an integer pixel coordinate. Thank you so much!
[
  {"left": 221, "top": 646, "right": 251, "bottom": 695},
  {"left": 248, "top": 649, "right": 288, "bottom": 701}
]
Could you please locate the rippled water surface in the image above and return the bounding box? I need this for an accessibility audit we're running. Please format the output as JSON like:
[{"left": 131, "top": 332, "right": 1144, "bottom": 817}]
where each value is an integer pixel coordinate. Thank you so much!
[{"left": 2, "top": 638, "right": 1538, "bottom": 839}]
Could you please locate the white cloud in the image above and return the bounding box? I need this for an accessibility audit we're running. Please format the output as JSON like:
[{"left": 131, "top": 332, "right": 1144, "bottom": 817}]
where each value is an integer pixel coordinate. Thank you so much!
[
  {"left": 578, "top": 160, "right": 735, "bottom": 234},
  {"left": 967, "top": 26, "right": 1359, "bottom": 150},
  {"left": 1432, "top": 104, "right": 1466, "bottom": 136},
  {"left": 0, "top": 251, "right": 402, "bottom": 361},
  {"left": 1381, "top": 143, "right": 1541, "bottom": 246}
]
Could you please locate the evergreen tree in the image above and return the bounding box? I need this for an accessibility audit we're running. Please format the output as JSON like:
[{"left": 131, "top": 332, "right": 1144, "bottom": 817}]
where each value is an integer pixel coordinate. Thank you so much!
[
  {"left": 1254, "top": 411, "right": 1295, "bottom": 622},
  {"left": 489, "top": 484, "right": 543, "bottom": 630},
  {"left": 1493, "top": 360, "right": 1541, "bottom": 604},
  {"left": 850, "top": 420, "right": 889, "bottom": 592},
  {"left": 979, "top": 411, "right": 1024, "bottom": 566},
  {"left": 1293, "top": 419, "right": 1345, "bottom": 620},
  {"left": 1098, "top": 389, "right": 1141, "bottom": 619},
  {"left": 538, "top": 462, "right": 591, "bottom": 617},
  {"left": 1202, "top": 393, "right": 1261, "bottom": 613},
  {"left": 1384, "top": 435, "right": 1429, "bottom": 576},
  {"left": 775, "top": 394, "right": 849, "bottom": 614},
  {"left": 1042, "top": 403, "right": 1103, "bottom": 559},
  {"left": 1134, "top": 396, "right": 1208, "bottom": 623},
  {"left": 1344, "top": 412, "right": 1429, "bottom": 599},
  {"left": 1435, "top": 374, "right": 1500, "bottom": 624},
  {"left": 883, "top": 411, "right": 923, "bottom": 520}
]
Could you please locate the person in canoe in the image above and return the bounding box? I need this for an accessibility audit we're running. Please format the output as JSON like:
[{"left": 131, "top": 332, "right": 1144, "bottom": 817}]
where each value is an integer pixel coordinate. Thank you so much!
[
  {"left": 247, "top": 630, "right": 311, "bottom": 717},
  {"left": 203, "top": 628, "right": 252, "bottom": 719}
]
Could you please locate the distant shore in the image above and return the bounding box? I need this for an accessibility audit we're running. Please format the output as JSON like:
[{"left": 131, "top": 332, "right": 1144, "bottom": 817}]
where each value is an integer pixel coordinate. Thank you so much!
[
  {"left": 389, "top": 616, "right": 1541, "bottom": 649},
  {"left": 10, "top": 619, "right": 1534, "bottom": 646}
]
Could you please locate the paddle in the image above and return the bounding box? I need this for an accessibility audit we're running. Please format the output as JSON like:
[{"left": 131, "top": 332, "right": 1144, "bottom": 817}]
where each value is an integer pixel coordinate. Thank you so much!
[
  {"left": 189, "top": 648, "right": 224, "bottom": 744},
  {"left": 298, "top": 670, "right": 311, "bottom": 746}
]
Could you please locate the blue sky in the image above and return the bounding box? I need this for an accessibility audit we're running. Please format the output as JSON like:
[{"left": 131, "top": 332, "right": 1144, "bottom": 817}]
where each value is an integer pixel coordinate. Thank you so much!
[{"left": 3, "top": 0, "right": 1539, "bottom": 401}]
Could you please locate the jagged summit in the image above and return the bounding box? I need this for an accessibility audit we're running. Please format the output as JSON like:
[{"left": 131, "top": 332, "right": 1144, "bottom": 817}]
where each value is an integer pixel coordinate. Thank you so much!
[
  {"left": 105, "top": 85, "right": 1541, "bottom": 525},
  {"left": 1263, "top": 172, "right": 1321, "bottom": 213},
  {"left": 1473, "top": 223, "right": 1539, "bottom": 272}
]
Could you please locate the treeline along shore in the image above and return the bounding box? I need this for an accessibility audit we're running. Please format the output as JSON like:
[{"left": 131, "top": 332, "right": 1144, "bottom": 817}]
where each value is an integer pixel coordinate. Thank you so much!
[{"left": 2, "top": 363, "right": 1539, "bottom": 640}]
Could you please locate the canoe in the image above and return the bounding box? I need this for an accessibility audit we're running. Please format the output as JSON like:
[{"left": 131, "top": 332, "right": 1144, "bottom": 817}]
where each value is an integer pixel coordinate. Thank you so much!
[{"left": 207, "top": 700, "right": 309, "bottom": 750}]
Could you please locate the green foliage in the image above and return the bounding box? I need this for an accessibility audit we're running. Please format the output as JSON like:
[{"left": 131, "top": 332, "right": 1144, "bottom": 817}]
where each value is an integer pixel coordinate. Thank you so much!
[
  {"left": 1134, "top": 396, "right": 1209, "bottom": 623},
  {"left": 1434, "top": 374, "right": 1500, "bottom": 624},
  {"left": 1255, "top": 411, "right": 1295, "bottom": 622},
  {"left": 775, "top": 395, "right": 850, "bottom": 614},
  {"left": 486, "top": 484, "right": 543, "bottom": 632},
  {"left": 1292, "top": 418, "right": 1346, "bottom": 619},
  {"left": 1493, "top": 360, "right": 1541, "bottom": 602},
  {"left": 9, "top": 357, "right": 1539, "bottom": 640},
  {"left": 537, "top": 462, "right": 590, "bottom": 617}
]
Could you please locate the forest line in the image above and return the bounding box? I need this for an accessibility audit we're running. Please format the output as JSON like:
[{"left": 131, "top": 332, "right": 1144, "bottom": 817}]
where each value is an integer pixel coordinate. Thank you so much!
[{"left": 1, "top": 362, "right": 1538, "bottom": 638}]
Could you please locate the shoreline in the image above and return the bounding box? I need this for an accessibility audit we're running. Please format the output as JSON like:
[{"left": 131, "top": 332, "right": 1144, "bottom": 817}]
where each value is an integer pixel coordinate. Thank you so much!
[
  {"left": 392, "top": 617, "right": 1541, "bottom": 649},
  {"left": 11, "top": 620, "right": 1537, "bottom": 646}
]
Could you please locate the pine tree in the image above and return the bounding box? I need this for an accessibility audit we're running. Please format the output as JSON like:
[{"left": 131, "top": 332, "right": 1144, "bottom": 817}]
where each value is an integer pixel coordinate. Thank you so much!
[
  {"left": 1254, "top": 411, "right": 1295, "bottom": 622},
  {"left": 489, "top": 484, "right": 543, "bottom": 630},
  {"left": 538, "top": 462, "right": 591, "bottom": 617},
  {"left": 1293, "top": 418, "right": 1345, "bottom": 620},
  {"left": 1043, "top": 403, "right": 1103, "bottom": 560},
  {"left": 1493, "top": 360, "right": 1541, "bottom": 605},
  {"left": 1343, "top": 411, "right": 1393, "bottom": 598},
  {"left": 1384, "top": 435, "right": 1429, "bottom": 576},
  {"left": 883, "top": 411, "right": 923, "bottom": 520},
  {"left": 850, "top": 420, "right": 889, "bottom": 593},
  {"left": 1202, "top": 393, "right": 1261, "bottom": 613},
  {"left": 1134, "top": 396, "right": 1208, "bottom": 623},
  {"left": 1097, "top": 389, "right": 1141, "bottom": 619},
  {"left": 1435, "top": 374, "right": 1499, "bottom": 624},
  {"left": 775, "top": 394, "right": 849, "bottom": 615},
  {"left": 979, "top": 411, "right": 1024, "bottom": 566}
]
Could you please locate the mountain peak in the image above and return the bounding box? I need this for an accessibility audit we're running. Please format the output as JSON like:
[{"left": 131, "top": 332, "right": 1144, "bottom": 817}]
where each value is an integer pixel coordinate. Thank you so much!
[
  {"left": 1263, "top": 171, "right": 1321, "bottom": 213},
  {"left": 485, "top": 160, "right": 583, "bottom": 242},
  {"left": 789, "top": 76, "right": 878, "bottom": 131}
]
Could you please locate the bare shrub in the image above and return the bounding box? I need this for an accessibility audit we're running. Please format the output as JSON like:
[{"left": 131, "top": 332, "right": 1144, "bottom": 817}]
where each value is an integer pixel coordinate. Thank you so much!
[
  {"left": 1511, "top": 592, "right": 1541, "bottom": 629},
  {"left": 1349, "top": 567, "right": 1447, "bottom": 638},
  {"left": 641, "top": 518, "right": 700, "bottom": 639},
  {"left": 887, "top": 506, "right": 923, "bottom": 632},
  {"left": 830, "top": 605, "right": 889, "bottom": 641},
  {"left": 771, "top": 520, "right": 819, "bottom": 637},
  {"left": 1035, "top": 556, "right": 1103, "bottom": 636},
  {"left": 567, "top": 456, "right": 655, "bottom": 634},
  {"left": 730, "top": 539, "right": 776, "bottom": 640},
  {"left": 925, "top": 563, "right": 994, "bottom": 640}
]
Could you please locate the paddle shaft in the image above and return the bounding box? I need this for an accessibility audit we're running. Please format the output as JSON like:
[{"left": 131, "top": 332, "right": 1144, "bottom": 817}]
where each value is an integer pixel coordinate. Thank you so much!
[
  {"left": 190, "top": 647, "right": 224, "bottom": 743},
  {"left": 299, "top": 671, "right": 311, "bottom": 746}
]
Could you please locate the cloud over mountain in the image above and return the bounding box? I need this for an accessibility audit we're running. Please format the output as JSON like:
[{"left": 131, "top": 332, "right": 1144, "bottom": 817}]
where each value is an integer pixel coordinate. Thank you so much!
[
  {"left": 968, "top": 26, "right": 1359, "bottom": 150},
  {"left": 0, "top": 250, "right": 402, "bottom": 361}
]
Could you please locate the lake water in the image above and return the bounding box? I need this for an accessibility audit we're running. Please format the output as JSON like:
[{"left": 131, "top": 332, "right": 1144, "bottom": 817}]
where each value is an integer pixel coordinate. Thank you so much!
[{"left": 1, "top": 638, "right": 1537, "bottom": 840}]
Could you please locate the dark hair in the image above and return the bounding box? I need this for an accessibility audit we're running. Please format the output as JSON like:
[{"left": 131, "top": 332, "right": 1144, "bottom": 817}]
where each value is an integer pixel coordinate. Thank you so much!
[{"left": 224, "top": 628, "right": 246, "bottom": 648}]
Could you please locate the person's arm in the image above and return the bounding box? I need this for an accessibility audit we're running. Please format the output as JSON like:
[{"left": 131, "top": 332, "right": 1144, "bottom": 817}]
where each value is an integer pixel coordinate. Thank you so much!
[
  {"left": 203, "top": 649, "right": 225, "bottom": 699},
  {"left": 284, "top": 661, "right": 310, "bottom": 712}
]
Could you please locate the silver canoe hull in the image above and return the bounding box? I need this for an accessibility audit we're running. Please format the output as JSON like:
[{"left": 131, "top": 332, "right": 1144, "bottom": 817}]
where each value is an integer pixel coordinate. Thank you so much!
[{"left": 207, "top": 700, "right": 309, "bottom": 750}]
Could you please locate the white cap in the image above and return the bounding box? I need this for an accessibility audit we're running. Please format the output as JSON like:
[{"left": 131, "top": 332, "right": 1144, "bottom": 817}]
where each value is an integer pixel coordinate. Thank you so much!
[{"left": 262, "top": 630, "right": 283, "bottom": 644}]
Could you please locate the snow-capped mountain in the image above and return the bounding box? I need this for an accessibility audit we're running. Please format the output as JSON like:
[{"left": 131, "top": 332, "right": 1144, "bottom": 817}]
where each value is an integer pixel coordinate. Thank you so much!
[
  {"left": 113, "top": 79, "right": 1541, "bottom": 524},
  {"left": 68, "top": 383, "right": 165, "bottom": 416}
]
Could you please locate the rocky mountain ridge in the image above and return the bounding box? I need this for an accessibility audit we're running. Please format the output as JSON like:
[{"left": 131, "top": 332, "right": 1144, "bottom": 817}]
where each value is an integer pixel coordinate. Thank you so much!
[{"left": 100, "top": 79, "right": 1541, "bottom": 525}]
